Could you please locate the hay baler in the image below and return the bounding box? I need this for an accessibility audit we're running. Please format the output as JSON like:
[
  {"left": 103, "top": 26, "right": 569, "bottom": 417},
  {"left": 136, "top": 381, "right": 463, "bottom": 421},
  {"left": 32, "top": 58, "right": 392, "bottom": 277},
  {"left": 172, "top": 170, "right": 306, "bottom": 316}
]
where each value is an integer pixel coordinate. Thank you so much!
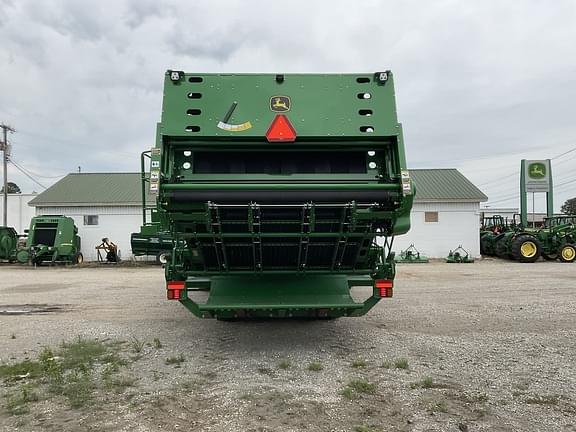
[
  {"left": 16, "top": 216, "right": 83, "bottom": 265},
  {"left": 152, "top": 71, "right": 413, "bottom": 319}
]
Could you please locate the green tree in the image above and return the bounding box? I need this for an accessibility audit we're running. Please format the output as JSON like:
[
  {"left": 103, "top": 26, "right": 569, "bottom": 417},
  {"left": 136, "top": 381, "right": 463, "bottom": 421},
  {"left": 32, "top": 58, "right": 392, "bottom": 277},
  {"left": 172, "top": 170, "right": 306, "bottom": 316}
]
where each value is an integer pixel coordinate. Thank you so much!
[
  {"left": 561, "top": 197, "right": 576, "bottom": 215},
  {"left": 0, "top": 182, "right": 21, "bottom": 194}
]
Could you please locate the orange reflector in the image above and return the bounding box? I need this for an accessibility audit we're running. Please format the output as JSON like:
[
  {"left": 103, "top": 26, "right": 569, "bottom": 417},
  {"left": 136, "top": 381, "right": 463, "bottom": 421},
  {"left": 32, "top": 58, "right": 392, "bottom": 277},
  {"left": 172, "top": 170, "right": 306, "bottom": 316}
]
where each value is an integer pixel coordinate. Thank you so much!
[
  {"left": 265, "top": 114, "right": 297, "bottom": 142},
  {"left": 375, "top": 279, "right": 393, "bottom": 298},
  {"left": 167, "top": 281, "right": 185, "bottom": 300}
]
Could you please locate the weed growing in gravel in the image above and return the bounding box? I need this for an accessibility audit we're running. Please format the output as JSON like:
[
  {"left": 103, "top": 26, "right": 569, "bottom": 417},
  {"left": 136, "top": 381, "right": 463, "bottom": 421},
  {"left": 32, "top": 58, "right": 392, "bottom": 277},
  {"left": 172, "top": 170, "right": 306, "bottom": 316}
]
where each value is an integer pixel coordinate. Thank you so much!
[
  {"left": 130, "top": 337, "right": 145, "bottom": 354},
  {"left": 351, "top": 359, "right": 367, "bottom": 368},
  {"left": 341, "top": 379, "right": 376, "bottom": 399},
  {"left": 165, "top": 354, "right": 185, "bottom": 367},
  {"left": 277, "top": 360, "right": 291, "bottom": 370},
  {"left": 307, "top": 362, "right": 323, "bottom": 372},
  {"left": 394, "top": 358, "right": 409, "bottom": 370},
  {"left": 411, "top": 376, "right": 434, "bottom": 389},
  {"left": 380, "top": 360, "right": 392, "bottom": 369},
  {"left": 1, "top": 337, "right": 134, "bottom": 415},
  {"left": 0, "top": 359, "right": 43, "bottom": 382},
  {"left": 4, "top": 385, "right": 39, "bottom": 415},
  {"left": 153, "top": 338, "right": 163, "bottom": 349}
]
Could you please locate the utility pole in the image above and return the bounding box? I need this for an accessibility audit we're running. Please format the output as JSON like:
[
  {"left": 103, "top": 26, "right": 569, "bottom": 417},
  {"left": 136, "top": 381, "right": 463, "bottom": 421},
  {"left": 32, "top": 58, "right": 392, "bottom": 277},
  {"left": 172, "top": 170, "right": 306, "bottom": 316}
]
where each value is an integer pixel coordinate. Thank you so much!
[{"left": 0, "top": 123, "right": 15, "bottom": 227}]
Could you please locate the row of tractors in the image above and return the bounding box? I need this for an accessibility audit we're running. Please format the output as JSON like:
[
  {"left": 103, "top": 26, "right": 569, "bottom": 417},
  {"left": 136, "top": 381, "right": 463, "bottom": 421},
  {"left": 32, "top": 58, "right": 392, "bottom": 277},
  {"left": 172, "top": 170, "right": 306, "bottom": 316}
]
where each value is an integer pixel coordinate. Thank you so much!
[
  {"left": 480, "top": 214, "right": 576, "bottom": 263},
  {"left": 0, "top": 216, "right": 83, "bottom": 265}
]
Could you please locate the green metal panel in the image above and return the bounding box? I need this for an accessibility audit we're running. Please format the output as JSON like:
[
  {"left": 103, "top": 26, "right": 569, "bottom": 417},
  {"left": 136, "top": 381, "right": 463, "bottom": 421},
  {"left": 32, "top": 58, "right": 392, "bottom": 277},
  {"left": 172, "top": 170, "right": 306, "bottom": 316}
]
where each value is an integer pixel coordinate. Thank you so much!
[{"left": 161, "top": 72, "right": 400, "bottom": 139}]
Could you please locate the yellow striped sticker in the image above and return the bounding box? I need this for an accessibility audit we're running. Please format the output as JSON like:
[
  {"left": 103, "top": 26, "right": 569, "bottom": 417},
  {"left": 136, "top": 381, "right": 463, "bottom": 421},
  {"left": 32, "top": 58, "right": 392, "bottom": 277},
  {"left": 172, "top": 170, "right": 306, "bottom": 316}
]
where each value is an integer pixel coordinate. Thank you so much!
[{"left": 217, "top": 121, "right": 252, "bottom": 132}]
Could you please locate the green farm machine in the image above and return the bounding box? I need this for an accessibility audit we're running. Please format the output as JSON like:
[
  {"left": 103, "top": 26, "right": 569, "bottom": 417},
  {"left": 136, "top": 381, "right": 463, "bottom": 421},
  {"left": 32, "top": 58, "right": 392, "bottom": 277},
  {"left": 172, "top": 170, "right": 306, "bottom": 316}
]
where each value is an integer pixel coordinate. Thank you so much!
[
  {"left": 147, "top": 71, "right": 414, "bottom": 319},
  {"left": 0, "top": 226, "right": 19, "bottom": 262},
  {"left": 16, "top": 216, "right": 83, "bottom": 265},
  {"left": 481, "top": 214, "right": 576, "bottom": 263},
  {"left": 131, "top": 157, "right": 174, "bottom": 264}
]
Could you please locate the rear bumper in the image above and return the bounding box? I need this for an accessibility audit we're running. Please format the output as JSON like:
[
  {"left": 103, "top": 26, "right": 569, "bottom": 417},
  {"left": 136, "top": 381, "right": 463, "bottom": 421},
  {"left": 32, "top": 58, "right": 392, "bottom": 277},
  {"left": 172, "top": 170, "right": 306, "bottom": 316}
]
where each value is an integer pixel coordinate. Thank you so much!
[{"left": 176, "top": 274, "right": 385, "bottom": 319}]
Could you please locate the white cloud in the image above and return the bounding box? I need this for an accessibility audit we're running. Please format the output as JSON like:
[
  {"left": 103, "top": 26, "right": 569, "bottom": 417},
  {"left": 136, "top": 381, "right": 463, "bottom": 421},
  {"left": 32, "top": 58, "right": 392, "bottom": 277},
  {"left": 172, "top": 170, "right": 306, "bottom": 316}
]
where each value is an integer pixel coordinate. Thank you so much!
[{"left": 0, "top": 0, "right": 575, "bottom": 209}]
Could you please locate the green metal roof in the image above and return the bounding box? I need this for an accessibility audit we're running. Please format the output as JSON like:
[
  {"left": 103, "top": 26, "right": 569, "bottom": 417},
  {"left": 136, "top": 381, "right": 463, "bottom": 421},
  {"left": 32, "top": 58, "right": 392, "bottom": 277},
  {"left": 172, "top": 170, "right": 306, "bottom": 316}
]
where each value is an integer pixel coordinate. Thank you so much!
[
  {"left": 29, "top": 173, "right": 154, "bottom": 207},
  {"left": 410, "top": 169, "right": 487, "bottom": 202},
  {"left": 29, "top": 169, "right": 487, "bottom": 207}
]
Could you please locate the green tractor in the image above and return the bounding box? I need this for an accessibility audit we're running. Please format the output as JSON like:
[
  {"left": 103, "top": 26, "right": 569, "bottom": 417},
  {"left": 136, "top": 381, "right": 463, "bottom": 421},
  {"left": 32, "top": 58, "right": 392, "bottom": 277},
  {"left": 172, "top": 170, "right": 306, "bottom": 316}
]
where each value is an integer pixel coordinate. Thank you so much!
[
  {"left": 149, "top": 71, "right": 414, "bottom": 319},
  {"left": 492, "top": 214, "right": 576, "bottom": 263},
  {"left": 16, "top": 216, "right": 83, "bottom": 265},
  {"left": 534, "top": 216, "right": 576, "bottom": 263},
  {"left": 0, "top": 226, "right": 19, "bottom": 263},
  {"left": 480, "top": 215, "right": 508, "bottom": 256}
]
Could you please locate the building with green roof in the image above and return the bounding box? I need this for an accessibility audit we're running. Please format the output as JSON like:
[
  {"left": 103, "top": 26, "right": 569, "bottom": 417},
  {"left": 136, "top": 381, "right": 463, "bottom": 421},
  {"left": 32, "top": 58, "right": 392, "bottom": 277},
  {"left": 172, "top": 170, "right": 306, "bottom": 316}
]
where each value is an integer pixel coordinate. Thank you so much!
[{"left": 28, "top": 169, "right": 487, "bottom": 260}]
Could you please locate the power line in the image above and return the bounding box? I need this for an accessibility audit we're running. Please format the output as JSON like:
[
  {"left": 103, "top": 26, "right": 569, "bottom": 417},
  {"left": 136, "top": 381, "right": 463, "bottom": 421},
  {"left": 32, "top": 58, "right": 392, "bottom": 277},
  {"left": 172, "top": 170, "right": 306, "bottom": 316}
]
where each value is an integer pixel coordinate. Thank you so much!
[
  {"left": 9, "top": 158, "right": 66, "bottom": 179},
  {"left": 9, "top": 160, "right": 47, "bottom": 189},
  {"left": 473, "top": 144, "right": 576, "bottom": 188}
]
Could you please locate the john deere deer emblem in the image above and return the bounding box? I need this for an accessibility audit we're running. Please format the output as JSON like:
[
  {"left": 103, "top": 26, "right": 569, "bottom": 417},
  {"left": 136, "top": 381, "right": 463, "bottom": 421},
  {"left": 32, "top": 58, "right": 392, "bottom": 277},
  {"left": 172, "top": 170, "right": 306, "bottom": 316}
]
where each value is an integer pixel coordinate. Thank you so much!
[
  {"left": 528, "top": 162, "right": 546, "bottom": 179},
  {"left": 270, "top": 96, "right": 291, "bottom": 112}
]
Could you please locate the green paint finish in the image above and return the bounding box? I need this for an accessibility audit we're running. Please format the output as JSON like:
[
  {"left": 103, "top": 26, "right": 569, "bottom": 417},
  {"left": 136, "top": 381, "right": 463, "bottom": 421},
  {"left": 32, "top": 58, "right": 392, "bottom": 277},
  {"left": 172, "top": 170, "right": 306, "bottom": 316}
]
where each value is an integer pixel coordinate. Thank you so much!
[
  {"left": 152, "top": 71, "right": 413, "bottom": 318},
  {"left": 0, "top": 226, "right": 18, "bottom": 262},
  {"left": 17, "top": 216, "right": 82, "bottom": 265},
  {"left": 161, "top": 72, "right": 399, "bottom": 138}
]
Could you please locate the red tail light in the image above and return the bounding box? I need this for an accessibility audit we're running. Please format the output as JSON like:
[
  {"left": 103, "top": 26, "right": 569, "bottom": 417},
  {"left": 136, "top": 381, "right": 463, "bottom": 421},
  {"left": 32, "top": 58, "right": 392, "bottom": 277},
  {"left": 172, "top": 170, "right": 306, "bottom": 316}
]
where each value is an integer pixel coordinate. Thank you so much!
[
  {"left": 375, "top": 279, "right": 393, "bottom": 298},
  {"left": 167, "top": 281, "right": 185, "bottom": 300}
]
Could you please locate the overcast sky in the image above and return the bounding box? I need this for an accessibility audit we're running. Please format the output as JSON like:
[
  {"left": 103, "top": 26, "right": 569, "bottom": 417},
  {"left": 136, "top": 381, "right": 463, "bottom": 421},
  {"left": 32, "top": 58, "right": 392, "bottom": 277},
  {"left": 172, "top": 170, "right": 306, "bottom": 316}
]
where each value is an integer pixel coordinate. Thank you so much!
[{"left": 1, "top": 0, "right": 575, "bottom": 211}]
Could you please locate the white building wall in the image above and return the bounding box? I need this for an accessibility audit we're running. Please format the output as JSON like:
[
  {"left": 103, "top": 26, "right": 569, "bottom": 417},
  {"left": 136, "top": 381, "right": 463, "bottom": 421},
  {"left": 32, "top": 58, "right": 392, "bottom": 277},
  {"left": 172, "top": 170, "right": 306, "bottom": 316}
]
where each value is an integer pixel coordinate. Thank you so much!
[
  {"left": 392, "top": 201, "right": 481, "bottom": 258},
  {"left": 0, "top": 193, "right": 37, "bottom": 233},
  {"left": 35, "top": 205, "right": 145, "bottom": 261}
]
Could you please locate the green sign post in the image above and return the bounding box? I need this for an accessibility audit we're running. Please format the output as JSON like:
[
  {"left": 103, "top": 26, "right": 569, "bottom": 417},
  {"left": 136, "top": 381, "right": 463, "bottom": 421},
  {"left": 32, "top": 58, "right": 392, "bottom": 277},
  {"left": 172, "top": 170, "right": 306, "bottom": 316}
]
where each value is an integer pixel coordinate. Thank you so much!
[{"left": 520, "top": 159, "right": 553, "bottom": 227}]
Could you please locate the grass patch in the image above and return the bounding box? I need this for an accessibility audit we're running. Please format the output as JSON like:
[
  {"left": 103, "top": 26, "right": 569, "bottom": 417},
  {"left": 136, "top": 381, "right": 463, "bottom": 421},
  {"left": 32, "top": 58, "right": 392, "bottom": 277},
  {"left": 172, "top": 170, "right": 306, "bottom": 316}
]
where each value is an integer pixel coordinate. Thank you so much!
[
  {"left": 0, "top": 360, "right": 43, "bottom": 382},
  {"left": 277, "top": 360, "right": 291, "bottom": 370},
  {"left": 307, "top": 362, "right": 323, "bottom": 372},
  {"left": 4, "top": 385, "right": 39, "bottom": 415},
  {"left": 165, "top": 354, "right": 185, "bottom": 367},
  {"left": 380, "top": 360, "right": 392, "bottom": 369},
  {"left": 341, "top": 379, "right": 376, "bottom": 399},
  {"left": 153, "top": 338, "right": 163, "bottom": 349},
  {"left": 394, "top": 358, "right": 409, "bottom": 370},
  {"left": 1, "top": 337, "right": 134, "bottom": 414},
  {"left": 411, "top": 376, "right": 436, "bottom": 389},
  {"left": 351, "top": 359, "right": 367, "bottom": 368}
]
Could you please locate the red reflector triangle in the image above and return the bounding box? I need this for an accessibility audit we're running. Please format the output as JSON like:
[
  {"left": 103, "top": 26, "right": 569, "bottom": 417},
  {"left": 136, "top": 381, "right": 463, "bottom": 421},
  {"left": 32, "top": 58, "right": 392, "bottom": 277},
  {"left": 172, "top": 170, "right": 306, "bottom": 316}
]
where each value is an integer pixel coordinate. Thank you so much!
[{"left": 266, "top": 114, "right": 297, "bottom": 142}]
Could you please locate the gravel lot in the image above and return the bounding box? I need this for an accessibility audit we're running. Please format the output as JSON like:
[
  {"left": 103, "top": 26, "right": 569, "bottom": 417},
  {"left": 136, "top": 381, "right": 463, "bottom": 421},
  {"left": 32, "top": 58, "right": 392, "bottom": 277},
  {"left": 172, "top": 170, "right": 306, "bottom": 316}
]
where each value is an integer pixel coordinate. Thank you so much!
[{"left": 0, "top": 259, "right": 575, "bottom": 432}]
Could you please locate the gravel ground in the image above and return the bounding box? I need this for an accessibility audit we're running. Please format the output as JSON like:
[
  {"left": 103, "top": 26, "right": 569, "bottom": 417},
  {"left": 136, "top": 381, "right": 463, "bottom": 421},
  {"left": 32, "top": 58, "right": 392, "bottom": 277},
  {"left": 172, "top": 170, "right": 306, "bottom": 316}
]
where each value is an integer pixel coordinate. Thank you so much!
[{"left": 0, "top": 259, "right": 575, "bottom": 432}]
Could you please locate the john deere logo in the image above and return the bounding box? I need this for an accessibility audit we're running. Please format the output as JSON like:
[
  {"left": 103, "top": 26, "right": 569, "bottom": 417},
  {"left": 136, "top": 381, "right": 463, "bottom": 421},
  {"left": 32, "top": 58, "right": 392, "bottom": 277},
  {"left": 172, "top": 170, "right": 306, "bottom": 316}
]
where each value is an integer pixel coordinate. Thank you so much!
[
  {"left": 528, "top": 162, "right": 547, "bottom": 179},
  {"left": 270, "top": 96, "right": 291, "bottom": 112}
]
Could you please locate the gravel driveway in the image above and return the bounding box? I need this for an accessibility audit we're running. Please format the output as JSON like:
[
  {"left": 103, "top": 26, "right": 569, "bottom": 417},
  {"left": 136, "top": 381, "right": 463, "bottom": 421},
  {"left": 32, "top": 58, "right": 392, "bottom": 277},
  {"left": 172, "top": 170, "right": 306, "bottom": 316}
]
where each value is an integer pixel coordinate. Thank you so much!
[{"left": 0, "top": 259, "right": 575, "bottom": 431}]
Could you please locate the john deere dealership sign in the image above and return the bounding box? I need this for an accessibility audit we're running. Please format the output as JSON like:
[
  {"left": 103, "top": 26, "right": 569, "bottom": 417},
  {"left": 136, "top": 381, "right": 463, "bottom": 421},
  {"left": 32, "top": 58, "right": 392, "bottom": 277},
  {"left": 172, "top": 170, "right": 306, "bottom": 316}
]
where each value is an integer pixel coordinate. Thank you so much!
[{"left": 524, "top": 159, "right": 551, "bottom": 193}]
